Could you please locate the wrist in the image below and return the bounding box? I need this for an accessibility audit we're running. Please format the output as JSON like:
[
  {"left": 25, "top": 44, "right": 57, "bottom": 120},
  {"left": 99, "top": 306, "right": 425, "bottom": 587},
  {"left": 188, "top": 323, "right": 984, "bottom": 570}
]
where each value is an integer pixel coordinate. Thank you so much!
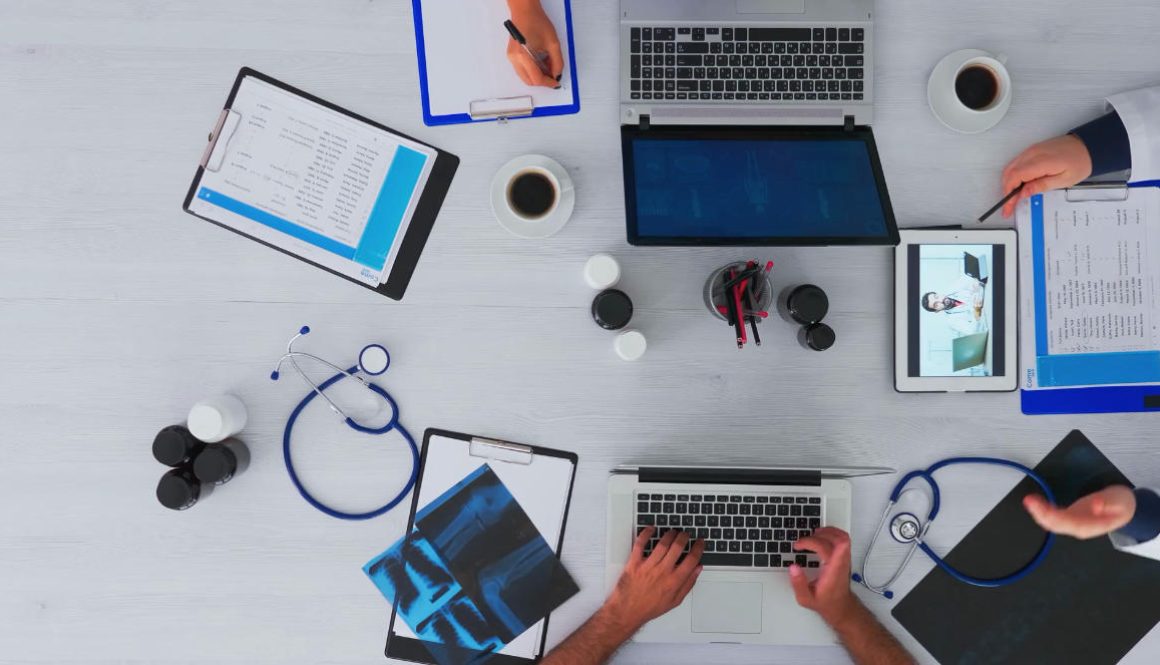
[
  {"left": 821, "top": 595, "right": 865, "bottom": 633},
  {"left": 596, "top": 598, "right": 645, "bottom": 642}
]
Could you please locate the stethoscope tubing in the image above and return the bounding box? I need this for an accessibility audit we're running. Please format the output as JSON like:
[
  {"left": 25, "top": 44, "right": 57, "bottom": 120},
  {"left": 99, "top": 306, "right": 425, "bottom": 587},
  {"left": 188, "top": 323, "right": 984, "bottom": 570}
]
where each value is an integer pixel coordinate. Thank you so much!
[
  {"left": 281, "top": 366, "right": 418, "bottom": 521},
  {"left": 856, "top": 456, "right": 1056, "bottom": 598}
]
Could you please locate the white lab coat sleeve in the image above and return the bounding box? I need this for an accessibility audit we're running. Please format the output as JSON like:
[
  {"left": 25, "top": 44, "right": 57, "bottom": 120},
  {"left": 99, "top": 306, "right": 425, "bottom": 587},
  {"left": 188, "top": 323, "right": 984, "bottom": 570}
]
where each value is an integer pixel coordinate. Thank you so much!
[
  {"left": 1106, "top": 86, "right": 1160, "bottom": 183},
  {"left": 1108, "top": 486, "right": 1160, "bottom": 561}
]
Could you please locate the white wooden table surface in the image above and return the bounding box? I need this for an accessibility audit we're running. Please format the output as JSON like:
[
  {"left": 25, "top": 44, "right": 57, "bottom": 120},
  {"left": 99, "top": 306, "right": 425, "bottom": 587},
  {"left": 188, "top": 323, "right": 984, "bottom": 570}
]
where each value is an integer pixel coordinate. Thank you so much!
[{"left": 3, "top": 1, "right": 1160, "bottom": 663}]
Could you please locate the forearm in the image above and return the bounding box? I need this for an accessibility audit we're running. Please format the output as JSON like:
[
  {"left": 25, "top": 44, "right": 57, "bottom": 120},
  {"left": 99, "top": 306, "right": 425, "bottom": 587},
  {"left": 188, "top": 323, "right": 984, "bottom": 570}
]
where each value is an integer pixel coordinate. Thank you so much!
[
  {"left": 829, "top": 599, "right": 915, "bottom": 665},
  {"left": 541, "top": 605, "right": 639, "bottom": 665}
]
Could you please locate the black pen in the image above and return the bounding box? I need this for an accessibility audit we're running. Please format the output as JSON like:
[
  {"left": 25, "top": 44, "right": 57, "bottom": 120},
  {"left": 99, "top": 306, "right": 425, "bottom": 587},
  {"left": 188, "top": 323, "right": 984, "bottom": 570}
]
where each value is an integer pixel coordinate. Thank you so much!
[
  {"left": 977, "top": 183, "right": 1025, "bottom": 223},
  {"left": 503, "top": 19, "right": 554, "bottom": 79}
]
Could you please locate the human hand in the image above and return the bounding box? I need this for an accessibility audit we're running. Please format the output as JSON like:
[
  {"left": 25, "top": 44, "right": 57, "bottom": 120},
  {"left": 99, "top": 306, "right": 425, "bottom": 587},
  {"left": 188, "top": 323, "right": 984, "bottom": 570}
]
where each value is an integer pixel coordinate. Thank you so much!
[
  {"left": 1023, "top": 486, "right": 1136, "bottom": 539},
  {"left": 602, "top": 527, "right": 704, "bottom": 633},
  {"left": 506, "top": 0, "right": 564, "bottom": 88},
  {"left": 789, "top": 527, "right": 857, "bottom": 627},
  {"left": 999, "top": 134, "right": 1093, "bottom": 218}
]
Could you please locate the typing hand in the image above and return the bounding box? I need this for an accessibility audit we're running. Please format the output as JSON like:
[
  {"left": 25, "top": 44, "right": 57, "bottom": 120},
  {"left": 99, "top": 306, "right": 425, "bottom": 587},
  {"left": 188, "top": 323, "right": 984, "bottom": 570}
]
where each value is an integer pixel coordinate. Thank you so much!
[
  {"left": 1023, "top": 486, "right": 1136, "bottom": 539},
  {"left": 506, "top": 0, "right": 564, "bottom": 88},
  {"left": 1000, "top": 134, "right": 1093, "bottom": 218},
  {"left": 603, "top": 528, "right": 705, "bottom": 632},
  {"left": 789, "top": 527, "right": 857, "bottom": 627}
]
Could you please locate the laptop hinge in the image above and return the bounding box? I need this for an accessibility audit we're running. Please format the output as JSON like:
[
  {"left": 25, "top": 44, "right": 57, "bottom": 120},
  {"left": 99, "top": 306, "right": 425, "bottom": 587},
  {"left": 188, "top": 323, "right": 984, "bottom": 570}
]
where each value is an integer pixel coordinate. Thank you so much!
[
  {"left": 639, "top": 114, "right": 650, "bottom": 131},
  {"left": 844, "top": 115, "right": 855, "bottom": 132},
  {"left": 639, "top": 468, "right": 821, "bottom": 486}
]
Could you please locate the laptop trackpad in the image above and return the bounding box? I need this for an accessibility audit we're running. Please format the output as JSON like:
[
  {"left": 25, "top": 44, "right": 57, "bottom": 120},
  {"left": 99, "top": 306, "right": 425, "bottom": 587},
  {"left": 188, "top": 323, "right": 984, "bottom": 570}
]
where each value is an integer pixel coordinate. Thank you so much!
[
  {"left": 691, "top": 582, "right": 763, "bottom": 634},
  {"left": 737, "top": 0, "right": 805, "bottom": 14}
]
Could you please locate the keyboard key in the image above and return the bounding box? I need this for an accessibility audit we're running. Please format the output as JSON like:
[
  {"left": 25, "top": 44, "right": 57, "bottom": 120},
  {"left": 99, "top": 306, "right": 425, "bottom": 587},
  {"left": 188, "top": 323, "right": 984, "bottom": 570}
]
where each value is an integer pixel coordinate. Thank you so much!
[
  {"left": 849, "top": 68, "right": 863, "bottom": 80},
  {"left": 710, "top": 528, "right": 722, "bottom": 539},
  {"left": 749, "top": 27, "right": 810, "bottom": 41},
  {"left": 742, "top": 541, "right": 754, "bottom": 552},
  {"left": 705, "top": 540, "right": 715, "bottom": 552},
  {"left": 676, "top": 68, "right": 692, "bottom": 79},
  {"left": 736, "top": 42, "right": 747, "bottom": 54},
  {"left": 853, "top": 93, "right": 863, "bottom": 100},
  {"left": 631, "top": 39, "right": 641, "bottom": 54},
  {"left": 761, "top": 528, "right": 772, "bottom": 540},
  {"left": 799, "top": 529, "right": 810, "bottom": 538},
  {"left": 797, "top": 518, "right": 808, "bottom": 529},
  {"left": 804, "top": 505, "right": 821, "bottom": 516},
  {"left": 799, "top": 42, "right": 811, "bottom": 54},
  {"left": 839, "top": 28, "right": 850, "bottom": 41},
  {"left": 778, "top": 504, "right": 789, "bottom": 516},
  {"left": 656, "top": 28, "right": 675, "bottom": 40},
  {"left": 642, "top": 27, "right": 652, "bottom": 40},
  {"left": 774, "top": 529, "right": 785, "bottom": 540},
  {"left": 813, "top": 27, "right": 825, "bottom": 41},
  {"left": 807, "top": 54, "right": 818, "bottom": 67},
  {"left": 722, "top": 28, "right": 733, "bottom": 41},
  {"left": 664, "top": 494, "right": 676, "bottom": 501},
  {"left": 665, "top": 42, "right": 675, "bottom": 54},
  {"left": 755, "top": 554, "right": 769, "bottom": 567},
  {"left": 708, "top": 515, "right": 720, "bottom": 526},
  {"left": 825, "top": 42, "right": 837, "bottom": 54},
  {"left": 746, "top": 92, "right": 758, "bottom": 100},
  {"left": 787, "top": 42, "right": 798, "bottom": 54},
  {"left": 735, "top": 27, "right": 747, "bottom": 41},
  {"left": 691, "top": 495, "right": 702, "bottom": 502},
  {"left": 695, "top": 515, "right": 706, "bottom": 526},
  {"left": 701, "top": 553, "right": 752, "bottom": 567},
  {"left": 755, "top": 541, "right": 766, "bottom": 553},
  {"left": 727, "top": 503, "right": 739, "bottom": 514},
  {"left": 841, "top": 80, "right": 852, "bottom": 91},
  {"left": 710, "top": 42, "right": 722, "bottom": 54},
  {"left": 756, "top": 496, "right": 768, "bottom": 504},
  {"left": 825, "top": 27, "right": 837, "bottom": 41},
  {"left": 637, "top": 501, "right": 647, "bottom": 512},
  {"left": 650, "top": 502, "right": 662, "bottom": 512},
  {"left": 795, "top": 497, "right": 808, "bottom": 504},
  {"left": 791, "top": 505, "right": 802, "bottom": 516},
  {"left": 697, "top": 527, "right": 709, "bottom": 539},
  {"left": 809, "top": 518, "right": 821, "bottom": 528},
  {"left": 854, "top": 80, "right": 864, "bottom": 91},
  {"left": 793, "top": 55, "right": 805, "bottom": 67},
  {"left": 676, "top": 54, "right": 701, "bottom": 66},
  {"left": 728, "top": 540, "right": 742, "bottom": 552},
  {"left": 723, "top": 528, "right": 735, "bottom": 539},
  {"left": 770, "top": 497, "right": 782, "bottom": 504},
  {"left": 839, "top": 42, "right": 864, "bottom": 54},
  {"left": 689, "top": 503, "right": 700, "bottom": 514},
  {"left": 846, "top": 55, "right": 863, "bottom": 67},
  {"left": 663, "top": 502, "right": 674, "bottom": 512},
  {"left": 771, "top": 517, "right": 781, "bottom": 528},
  {"left": 747, "top": 529, "right": 759, "bottom": 540},
  {"left": 677, "top": 27, "right": 691, "bottom": 35},
  {"left": 657, "top": 515, "right": 668, "bottom": 526},
  {"left": 677, "top": 42, "right": 709, "bottom": 54},
  {"left": 770, "top": 554, "right": 782, "bottom": 566},
  {"left": 745, "top": 516, "right": 757, "bottom": 528},
  {"left": 739, "top": 503, "right": 751, "bottom": 514},
  {"left": 780, "top": 55, "right": 793, "bottom": 67},
  {"left": 692, "top": 27, "right": 704, "bottom": 41},
  {"left": 794, "top": 92, "right": 804, "bottom": 100},
  {"left": 780, "top": 542, "right": 792, "bottom": 553},
  {"left": 682, "top": 515, "right": 694, "bottom": 526},
  {"left": 638, "top": 514, "right": 654, "bottom": 525},
  {"left": 853, "top": 27, "right": 865, "bottom": 41},
  {"left": 729, "top": 54, "right": 741, "bottom": 67}
]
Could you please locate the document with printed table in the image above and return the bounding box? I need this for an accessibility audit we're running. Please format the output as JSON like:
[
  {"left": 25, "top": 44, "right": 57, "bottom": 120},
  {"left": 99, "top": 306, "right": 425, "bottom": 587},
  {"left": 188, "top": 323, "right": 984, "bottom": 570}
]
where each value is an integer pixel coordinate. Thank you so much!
[
  {"left": 1016, "top": 184, "right": 1160, "bottom": 413},
  {"left": 183, "top": 68, "right": 459, "bottom": 300}
]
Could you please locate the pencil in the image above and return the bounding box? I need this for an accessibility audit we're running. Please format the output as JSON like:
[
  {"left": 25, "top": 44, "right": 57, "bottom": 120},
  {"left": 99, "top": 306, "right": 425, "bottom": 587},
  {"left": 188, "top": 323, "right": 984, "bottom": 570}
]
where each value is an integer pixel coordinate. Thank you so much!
[{"left": 977, "top": 183, "right": 1024, "bottom": 223}]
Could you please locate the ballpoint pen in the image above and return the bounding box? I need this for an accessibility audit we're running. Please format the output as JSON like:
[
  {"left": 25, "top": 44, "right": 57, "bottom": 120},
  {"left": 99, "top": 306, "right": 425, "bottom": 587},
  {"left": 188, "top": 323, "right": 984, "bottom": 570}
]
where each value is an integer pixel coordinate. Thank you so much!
[
  {"left": 978, "top": 183, "right": 1024, "bottom": 223},
  {"left": 504, "top": 19, "right": 556, "bottom": 80}
]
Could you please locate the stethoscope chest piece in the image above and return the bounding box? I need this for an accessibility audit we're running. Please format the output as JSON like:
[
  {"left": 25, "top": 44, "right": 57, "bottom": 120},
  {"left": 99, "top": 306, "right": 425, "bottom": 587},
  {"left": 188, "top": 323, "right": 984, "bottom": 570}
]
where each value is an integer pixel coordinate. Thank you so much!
[{"left": 890, "top": 512, "right": 921, "bottom": 543}]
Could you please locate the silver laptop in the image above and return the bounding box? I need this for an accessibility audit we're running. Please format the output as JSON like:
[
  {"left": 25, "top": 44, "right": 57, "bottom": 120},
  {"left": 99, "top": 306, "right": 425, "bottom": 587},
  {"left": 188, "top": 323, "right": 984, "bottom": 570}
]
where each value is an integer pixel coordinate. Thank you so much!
[
  {"left": 620, "top": 0, "right": 875, "bottom": 127},
  {"left": 605, "top": 464, "right": 890, "bottom": 645}
]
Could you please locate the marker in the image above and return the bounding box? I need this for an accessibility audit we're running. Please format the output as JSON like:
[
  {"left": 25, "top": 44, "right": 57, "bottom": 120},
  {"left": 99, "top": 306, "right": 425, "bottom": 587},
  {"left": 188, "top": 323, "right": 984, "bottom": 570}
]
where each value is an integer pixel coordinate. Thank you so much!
[
  {"left": 978, "top": 183, "right": 1024, "bottom": 223},
  {"left": 504, "top": 19, "right": 554, "bottom": 79}
]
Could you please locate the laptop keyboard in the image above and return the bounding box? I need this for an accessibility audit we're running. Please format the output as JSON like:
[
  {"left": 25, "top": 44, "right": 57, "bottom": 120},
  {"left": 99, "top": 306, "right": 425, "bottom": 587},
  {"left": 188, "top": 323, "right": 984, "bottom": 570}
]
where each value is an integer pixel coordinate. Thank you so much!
[
  {"left": 635, "top": 492, "right": 822, "bottom": 568},
  {"left": 628, "top": 26, "right": 866, "bottom": 103}
]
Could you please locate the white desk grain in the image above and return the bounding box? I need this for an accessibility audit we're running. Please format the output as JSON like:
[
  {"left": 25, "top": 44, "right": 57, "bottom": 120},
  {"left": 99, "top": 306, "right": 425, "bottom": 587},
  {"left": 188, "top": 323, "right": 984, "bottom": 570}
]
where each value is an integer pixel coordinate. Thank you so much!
[{"left": 2, "top": 1, "right": 1159, "bottom": 663}]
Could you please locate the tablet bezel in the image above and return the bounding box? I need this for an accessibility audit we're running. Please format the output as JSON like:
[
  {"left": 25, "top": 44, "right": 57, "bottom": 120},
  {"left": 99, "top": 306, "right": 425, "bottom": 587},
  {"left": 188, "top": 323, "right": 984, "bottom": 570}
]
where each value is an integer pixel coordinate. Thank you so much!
[{"left": 894, "top": 228, "right": 1018, "bottom": 392}]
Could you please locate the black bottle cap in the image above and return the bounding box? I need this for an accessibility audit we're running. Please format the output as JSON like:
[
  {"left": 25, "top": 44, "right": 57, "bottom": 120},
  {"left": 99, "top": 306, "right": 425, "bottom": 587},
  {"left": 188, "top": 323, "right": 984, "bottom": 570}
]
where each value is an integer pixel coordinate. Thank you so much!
[
  {"left": 156, "top": 469, "right": 201, "bottom": 510},
  {"left": 152, "top": 426, "right": 204, "bottom": 467},
  {"left": 787, "top": 284, "right": 829, "bottom": 325},
  {"left": 592, "top": 289, "right": 633, "bottom": 330},
  {"left": 801, "top": 322, "right": 836, "bottom": 351},
  {"left": 193, "top": 445, "right": 237, "bottom": 484}
]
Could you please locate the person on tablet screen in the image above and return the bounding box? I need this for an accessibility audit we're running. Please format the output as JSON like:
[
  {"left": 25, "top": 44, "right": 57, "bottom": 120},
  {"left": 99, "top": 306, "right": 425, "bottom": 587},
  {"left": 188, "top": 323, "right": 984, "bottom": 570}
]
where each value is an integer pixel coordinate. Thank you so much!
[
  {"left": 920, "top": 271, "right": 987, "bottom": 333},
  {"left": 1000, "top": 85, "right": 1160, "bottom": 217},
  {"left": 505, "top": 0, "right": 565, "bottom": 88},
  {"left": 541, "top": 527, "right": 914, "bottom": 665}
]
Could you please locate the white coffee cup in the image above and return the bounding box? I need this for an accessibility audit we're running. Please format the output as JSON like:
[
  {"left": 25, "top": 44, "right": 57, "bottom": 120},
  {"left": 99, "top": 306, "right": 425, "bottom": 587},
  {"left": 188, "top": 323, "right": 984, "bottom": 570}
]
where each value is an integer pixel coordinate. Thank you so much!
[
  {"left": 188, "top": 394, "right": 248, "bottom": 443},
  {"left": 490, "top": 154, "right": 576, "bottom": 239},
  {"left": 614, "top": 330, "right": 647, "bottom": 361},
  {"left": 927, "top": 49, "right": 1012, "bottom": 134}
]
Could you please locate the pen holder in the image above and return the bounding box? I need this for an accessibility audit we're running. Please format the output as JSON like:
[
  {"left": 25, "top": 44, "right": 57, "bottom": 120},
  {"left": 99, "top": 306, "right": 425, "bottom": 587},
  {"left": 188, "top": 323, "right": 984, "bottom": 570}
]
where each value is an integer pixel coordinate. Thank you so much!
[{"left": 703, "top": 262, "right": 774, "bottom": 322}]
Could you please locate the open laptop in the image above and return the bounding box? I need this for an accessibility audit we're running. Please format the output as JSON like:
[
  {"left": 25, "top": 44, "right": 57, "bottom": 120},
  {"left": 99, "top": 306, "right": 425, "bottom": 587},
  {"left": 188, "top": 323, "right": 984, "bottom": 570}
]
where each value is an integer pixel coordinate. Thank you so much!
[
  {"left": 963, "top": 252, "right": 990, "bottom": 282},
  {"left": 619, "top": 0, "right": 898, "bottom": 246},
  {"left": 606, "top": 464, "right": 891, "bottom": 645}
]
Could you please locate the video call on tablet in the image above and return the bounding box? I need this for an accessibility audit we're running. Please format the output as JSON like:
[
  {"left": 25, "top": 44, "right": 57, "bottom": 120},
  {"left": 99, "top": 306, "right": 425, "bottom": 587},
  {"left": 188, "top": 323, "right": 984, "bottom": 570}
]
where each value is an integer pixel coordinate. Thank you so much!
[{"left": 894, "top": 229, "right": 1018, "bottom": 392}]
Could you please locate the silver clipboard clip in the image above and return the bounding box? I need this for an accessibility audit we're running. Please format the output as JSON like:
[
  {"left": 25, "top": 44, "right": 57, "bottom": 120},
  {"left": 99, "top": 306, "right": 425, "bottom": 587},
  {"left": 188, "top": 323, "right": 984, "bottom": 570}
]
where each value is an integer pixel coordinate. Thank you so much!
[
  {"left": 199, "top": 108, "right": 242, "bottom": 173},
  {"left": 1065, "top": 181, "right": 1131, "bottom": 202},
  {"left": 469, "top": 437, "right": 534, "bottom": 465},
  {"left": 469, "top": 96, "right": 535, "bottom": 123}
]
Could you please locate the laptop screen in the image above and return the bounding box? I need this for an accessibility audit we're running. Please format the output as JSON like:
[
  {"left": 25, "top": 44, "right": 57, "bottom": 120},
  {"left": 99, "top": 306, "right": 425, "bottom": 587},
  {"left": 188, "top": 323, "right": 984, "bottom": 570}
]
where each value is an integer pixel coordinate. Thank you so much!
[{"left": 622, "top": 125, "right": 898, "bottom": 246}]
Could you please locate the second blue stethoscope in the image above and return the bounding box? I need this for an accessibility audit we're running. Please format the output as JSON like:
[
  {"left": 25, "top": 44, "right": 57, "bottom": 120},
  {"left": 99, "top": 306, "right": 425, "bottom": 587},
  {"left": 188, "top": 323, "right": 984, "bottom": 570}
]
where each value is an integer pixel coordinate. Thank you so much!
[
  {"left": 853, "top": 457, "right": 1056, "bottom": 599},
  {"left": 270, "top": 326, "right": 418, "bottom": 521}
]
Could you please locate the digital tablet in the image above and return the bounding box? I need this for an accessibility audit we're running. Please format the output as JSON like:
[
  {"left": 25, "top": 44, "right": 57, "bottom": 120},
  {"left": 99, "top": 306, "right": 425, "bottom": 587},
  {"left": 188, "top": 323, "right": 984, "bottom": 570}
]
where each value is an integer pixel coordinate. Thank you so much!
[{"left": 894, "top": 229, "right": 1017, "bottom": 392}]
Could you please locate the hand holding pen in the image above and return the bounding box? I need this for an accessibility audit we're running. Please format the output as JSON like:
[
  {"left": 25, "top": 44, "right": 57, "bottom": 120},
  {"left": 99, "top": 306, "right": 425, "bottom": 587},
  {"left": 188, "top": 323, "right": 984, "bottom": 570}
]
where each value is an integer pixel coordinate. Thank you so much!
[{"left": 504, "top": 0, "right": 564, "bottom": 88}]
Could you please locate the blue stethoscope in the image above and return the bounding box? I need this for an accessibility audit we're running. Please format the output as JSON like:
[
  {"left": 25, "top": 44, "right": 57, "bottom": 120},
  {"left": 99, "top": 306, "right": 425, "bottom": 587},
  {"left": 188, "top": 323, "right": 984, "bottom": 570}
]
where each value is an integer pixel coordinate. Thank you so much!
[
  {"left": 270, "top": 326, "right": 418, "bottom": 520},
  {"left": 853, "top": 457, "right": 1056, "bottom": 599}
]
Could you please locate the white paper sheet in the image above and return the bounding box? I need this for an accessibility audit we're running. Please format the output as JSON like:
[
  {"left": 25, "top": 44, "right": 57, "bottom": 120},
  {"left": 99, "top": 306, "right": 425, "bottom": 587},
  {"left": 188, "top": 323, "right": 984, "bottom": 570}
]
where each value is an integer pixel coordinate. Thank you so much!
[
  {"left": 391, "top": 434, "right": 575, "bottom": 659},
  {"left": 418, "top": 0, "right": 575, "bottom": 118},
  {"left": 1018, "top": 188, "right": 1160, "bottom": 389}
]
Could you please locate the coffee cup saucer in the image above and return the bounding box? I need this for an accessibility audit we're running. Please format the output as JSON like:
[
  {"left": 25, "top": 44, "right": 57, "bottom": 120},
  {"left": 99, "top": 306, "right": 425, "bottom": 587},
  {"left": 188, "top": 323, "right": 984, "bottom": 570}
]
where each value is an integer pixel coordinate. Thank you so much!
[
  {"left": 927, "top": 49, "right": 1011, "bottom": 134},
  {"left": 490, "top": 154, "right": 575, "bottom": 239}
]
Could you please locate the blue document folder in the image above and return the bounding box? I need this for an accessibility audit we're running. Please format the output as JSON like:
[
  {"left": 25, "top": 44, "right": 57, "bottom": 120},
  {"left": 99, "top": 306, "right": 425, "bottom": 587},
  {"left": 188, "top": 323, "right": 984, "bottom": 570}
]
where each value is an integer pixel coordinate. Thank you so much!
[
  {"left": 411, "top": 0, "right": 580, "bottom": 126},
  {"left": 1018, "top": 182, "right": 1160, "bottom": 414}
]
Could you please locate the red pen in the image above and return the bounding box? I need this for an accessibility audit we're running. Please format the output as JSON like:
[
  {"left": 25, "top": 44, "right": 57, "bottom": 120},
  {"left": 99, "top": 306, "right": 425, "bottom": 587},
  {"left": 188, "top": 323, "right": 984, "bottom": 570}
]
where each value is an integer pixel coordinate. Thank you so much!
[{"left": 734, "top": 277, "right": 748, "bottom": 346}]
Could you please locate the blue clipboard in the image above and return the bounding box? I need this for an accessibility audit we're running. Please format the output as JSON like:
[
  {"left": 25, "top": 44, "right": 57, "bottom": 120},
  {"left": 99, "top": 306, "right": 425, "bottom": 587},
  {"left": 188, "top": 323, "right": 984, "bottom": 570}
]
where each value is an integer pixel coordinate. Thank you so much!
[
  {"left": 411, "top": 0, "right": 580, "bottom": 126},
  {"left": 1020, "top": 180, "right": 1160, "bottom": 414}
]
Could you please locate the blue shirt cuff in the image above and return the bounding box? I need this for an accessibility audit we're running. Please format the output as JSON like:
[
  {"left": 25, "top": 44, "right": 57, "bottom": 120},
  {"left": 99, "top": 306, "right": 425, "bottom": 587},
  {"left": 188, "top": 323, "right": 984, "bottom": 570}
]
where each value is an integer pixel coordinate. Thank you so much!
[
  {"left": 1116, "top": 488, "right": 1160, "bottom": 544},
  {"left": 1070, "top": 110, "right": 1131, "bottom": 177}
]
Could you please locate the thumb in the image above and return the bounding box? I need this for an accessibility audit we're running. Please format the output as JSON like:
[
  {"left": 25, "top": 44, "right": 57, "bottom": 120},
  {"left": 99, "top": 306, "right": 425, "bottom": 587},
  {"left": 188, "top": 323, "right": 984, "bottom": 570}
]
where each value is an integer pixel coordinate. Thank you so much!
[
  {"left": 1021, "top": 173, "right": 1074, "bottom": 200},
  {"left": 547, "top": 42, "right": 565, "bottom": 80},
  {"left": 1023, "top": 495, "right": 1059, "bottom": 528},
  {"left": 788, "top": 564, "right": 814, "bottom": 608}
]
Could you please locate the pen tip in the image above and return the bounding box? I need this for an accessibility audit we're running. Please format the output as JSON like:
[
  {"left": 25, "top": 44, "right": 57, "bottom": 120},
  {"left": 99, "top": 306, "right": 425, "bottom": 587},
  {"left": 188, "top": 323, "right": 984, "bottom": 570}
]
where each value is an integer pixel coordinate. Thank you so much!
[{"left": 556, "top": 74, "right": 562, "bottom": 82}]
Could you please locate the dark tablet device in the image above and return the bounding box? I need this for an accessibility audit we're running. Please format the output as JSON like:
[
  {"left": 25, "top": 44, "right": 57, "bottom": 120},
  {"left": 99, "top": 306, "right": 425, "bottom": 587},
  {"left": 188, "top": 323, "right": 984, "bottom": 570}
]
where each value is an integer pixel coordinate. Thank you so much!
[{"left": 621, "top": 124, "right": 898, "bottom": 246}]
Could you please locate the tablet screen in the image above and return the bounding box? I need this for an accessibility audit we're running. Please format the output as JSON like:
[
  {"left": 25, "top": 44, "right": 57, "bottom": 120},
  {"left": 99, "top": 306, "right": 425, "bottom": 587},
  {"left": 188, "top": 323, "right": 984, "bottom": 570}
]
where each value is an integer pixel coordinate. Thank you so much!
[{"left": 906, "top": 243, "right": 1007, "bottom": 377}]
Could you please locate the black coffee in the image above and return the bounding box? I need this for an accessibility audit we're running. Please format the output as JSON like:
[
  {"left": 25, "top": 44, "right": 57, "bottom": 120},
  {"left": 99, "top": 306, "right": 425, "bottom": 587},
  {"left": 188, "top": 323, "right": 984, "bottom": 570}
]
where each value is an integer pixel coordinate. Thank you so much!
[
  {"left": 955, "top": 65, "right": 999, "bottom": 110},
  {"left": 508, "top": 171, "right": 557, "bottom": 219}
]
